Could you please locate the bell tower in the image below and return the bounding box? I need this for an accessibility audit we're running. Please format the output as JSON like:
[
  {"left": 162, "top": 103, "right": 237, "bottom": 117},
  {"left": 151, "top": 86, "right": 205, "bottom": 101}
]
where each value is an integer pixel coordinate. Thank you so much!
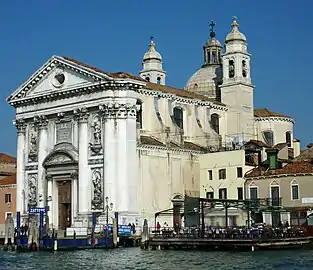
[{"left": 220, "top": 17, "right": 255, "bottom": 143}]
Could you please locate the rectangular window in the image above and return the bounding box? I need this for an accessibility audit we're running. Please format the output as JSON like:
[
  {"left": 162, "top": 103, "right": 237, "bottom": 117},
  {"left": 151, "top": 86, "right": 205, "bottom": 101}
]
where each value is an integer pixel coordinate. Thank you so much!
[
  {"left": 237, "top": 187, "right": 243, "bottom": 200},
  {"left": 208, "top": 170, "right": 213, "bottom": 180},
  {"left": 249, "top": 187, "right": 258, "bottom": 200},
  {"left": 219, "top": 188, "right": 227, "bottom": 199},
  {"left": 173, "top": 108, "right": 184, "bottom": 129},
  {"left": 206, "top": 192, "right": 214, "bottom": 199},
  {"left": 237, "top": 167, "right": 243, "bottom": 178},
  {"left": 4, "top": 194, "right": 11, "bottom": 203},
  {"left": 218, "top": 169, "right": 226, "bottom": 180},
  {"left": 271, "top": 186, "right": 280, "bottom": 206},
  {"left": 292, "top": 185, "right": 299, "bottom": 200}
]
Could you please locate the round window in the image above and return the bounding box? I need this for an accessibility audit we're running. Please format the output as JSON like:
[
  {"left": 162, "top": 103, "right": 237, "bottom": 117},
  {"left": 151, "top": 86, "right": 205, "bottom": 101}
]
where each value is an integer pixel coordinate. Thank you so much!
[{"left": 52, "top": 73, "right": 65, "bottom": 87}]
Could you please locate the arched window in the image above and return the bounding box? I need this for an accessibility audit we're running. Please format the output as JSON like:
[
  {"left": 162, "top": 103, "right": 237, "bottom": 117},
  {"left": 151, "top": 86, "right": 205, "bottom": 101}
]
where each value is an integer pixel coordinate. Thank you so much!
[
  {"left": 210, "top": 114, "right": 219, "bottom": 134},
  {"left": 291, "top": 180, "right": 299, "bottom": 200},
  {"left": 173, "top": 107, "right": 184, "bottom": 129},
  {"left": 242, "top": 60, "right": 247, "bottom": 78},
  {"left": 136, "top": 100, "right": 142, "bottom": 129},
  {"left": 286, "top": 131, "right": 292, "bottom": 147},
  {"left": 262, "top": 131, "right": 274, "bottom": 147},
  {"left": 145, "top": 77, "right": 150, "bottom": 82},
  {"left": 229, "top": 60, "right": 235, "bottom": 78},
  {"left": 157, "top": 77, "right": 161, "bottom": 84},
  {"left": 212, "top": 51, "right": 216, "bottom": 63}
]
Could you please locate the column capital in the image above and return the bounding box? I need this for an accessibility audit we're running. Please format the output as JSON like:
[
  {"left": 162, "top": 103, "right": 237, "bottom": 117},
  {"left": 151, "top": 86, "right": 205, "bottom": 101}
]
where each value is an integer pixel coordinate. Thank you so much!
[
  {"left": 14, "top": 119, "right": 26, "bottom": 133},
  {"left": 70, "top": 172, "right": 78, "bottom": 180},
  {"left": 34, "top": 115, "right": 48, "bottom": 129},
  {"left": 99, "top": 102, "right": 136, "bottom": 119},
  {"left": 74, "top": 107, "right": 89, "bottom": 123},
  {"left": 45, "top": 175, "right": 53, "bottom": 181}
]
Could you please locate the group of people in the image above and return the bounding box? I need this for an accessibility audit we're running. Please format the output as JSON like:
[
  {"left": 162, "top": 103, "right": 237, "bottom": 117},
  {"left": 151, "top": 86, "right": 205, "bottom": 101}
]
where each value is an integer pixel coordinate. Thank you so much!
[{"left": 153, "top": 221, "right": 305, "bottom": 239}]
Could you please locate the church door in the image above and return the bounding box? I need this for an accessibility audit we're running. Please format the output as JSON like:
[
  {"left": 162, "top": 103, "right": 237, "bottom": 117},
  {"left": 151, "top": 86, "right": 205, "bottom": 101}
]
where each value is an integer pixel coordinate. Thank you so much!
[{"left": 58, "top": 181, "right": 72, "bottom": 230}]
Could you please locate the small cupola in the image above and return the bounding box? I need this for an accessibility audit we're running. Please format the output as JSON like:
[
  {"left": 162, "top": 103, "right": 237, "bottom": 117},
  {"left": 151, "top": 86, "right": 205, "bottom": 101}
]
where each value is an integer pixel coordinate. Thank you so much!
[
  {"left": 203, "top": 20, "right": 223, "bottom": 67},
  {"left": 139, "top": 37, "right": 166, "bottom": 85}
]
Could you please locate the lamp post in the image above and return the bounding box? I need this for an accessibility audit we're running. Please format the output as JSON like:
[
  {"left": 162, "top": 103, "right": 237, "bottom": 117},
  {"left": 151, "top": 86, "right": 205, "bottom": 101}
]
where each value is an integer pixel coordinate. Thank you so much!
[{"left": 104, "top": 196, "right": 113, "bottom": 247}]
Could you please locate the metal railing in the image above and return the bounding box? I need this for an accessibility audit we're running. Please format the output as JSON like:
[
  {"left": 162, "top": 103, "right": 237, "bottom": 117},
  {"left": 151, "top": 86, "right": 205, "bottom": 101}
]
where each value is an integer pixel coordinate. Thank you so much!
[
  {"left": 149, "top": 226, "right": 305, "bottom": 240},
  {"left": 249, "top": 198, "right": 282, "bottom": 208}
]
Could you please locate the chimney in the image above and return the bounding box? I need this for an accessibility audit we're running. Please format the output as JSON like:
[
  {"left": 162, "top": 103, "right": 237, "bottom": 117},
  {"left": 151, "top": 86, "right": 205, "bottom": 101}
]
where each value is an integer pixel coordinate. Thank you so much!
[
  {"left": 293, "top": 138, "right": 301, "bottom": 158},
  {"left": 266, "top": 148, "right": 279, "bottom": 170}
]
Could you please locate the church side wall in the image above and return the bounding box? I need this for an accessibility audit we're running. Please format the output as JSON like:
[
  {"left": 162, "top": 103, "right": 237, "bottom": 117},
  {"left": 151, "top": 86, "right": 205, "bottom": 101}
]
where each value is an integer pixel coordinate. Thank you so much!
[
  {"left": 255, "top": 119, "right": 293, "bottom": 146},
  {"left": 137, "top": 147, "right": 200, "bottom": 227}
]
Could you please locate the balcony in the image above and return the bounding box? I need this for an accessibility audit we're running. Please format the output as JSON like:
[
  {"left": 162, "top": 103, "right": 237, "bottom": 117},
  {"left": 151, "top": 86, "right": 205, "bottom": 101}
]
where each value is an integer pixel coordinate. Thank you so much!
[{"left": 249, "top": 197, "right": 282, "bottom": 209}]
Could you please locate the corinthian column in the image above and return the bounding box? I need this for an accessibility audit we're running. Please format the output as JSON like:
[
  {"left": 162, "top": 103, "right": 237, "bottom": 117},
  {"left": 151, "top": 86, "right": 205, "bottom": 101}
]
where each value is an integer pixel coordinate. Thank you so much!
[
  {"left": 74, "top": 108, "right": 89, "bottom": 214},
  {"left": 14, "top": 119, "right": 26, "bottom": 214},
  {"left": 116, "top": 103, "right": 137, "bottom": 214},
  {"left": 35, "top": 115, "right": 48, "bottom": 208},
  {"left": 101, "top": 103, "right": 117, "bottom": 209}
]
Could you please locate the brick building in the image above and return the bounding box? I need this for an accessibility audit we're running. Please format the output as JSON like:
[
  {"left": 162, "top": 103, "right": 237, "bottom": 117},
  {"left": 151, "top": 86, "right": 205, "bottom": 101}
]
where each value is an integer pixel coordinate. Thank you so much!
[{"left": 0, "top": 154, "right": 16, "bottom": 234}]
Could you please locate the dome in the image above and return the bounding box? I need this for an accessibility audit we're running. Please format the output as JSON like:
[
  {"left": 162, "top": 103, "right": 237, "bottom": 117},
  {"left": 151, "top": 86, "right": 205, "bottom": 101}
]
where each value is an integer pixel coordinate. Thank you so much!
[
  {"left": 185, "top": 65, "right": 222, "bottom": 98},
  {"left": 225, "top": 18, "right": 247, "bottom": 43},
  {"left": 143, "top": 40, "right": 162, "bottom": 62},
  {"left": 205, "top": 38, "right": 222, "bottom": 48}
]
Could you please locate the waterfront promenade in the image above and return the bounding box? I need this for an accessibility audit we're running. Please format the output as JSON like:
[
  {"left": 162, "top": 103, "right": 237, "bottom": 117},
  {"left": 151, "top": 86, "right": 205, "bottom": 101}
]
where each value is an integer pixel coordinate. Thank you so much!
[{"left": 144, "top": 226, "right": 313, "bottom": 250}]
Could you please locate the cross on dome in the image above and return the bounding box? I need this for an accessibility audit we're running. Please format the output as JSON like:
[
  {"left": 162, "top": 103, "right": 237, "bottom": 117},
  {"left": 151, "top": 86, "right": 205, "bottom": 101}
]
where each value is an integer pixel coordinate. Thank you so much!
[
  {"left": 231, "top": 16, "right": 239, "bottom": 29},
  {"left": 209, "top": 20, "right": 216, "bottom": 38}
]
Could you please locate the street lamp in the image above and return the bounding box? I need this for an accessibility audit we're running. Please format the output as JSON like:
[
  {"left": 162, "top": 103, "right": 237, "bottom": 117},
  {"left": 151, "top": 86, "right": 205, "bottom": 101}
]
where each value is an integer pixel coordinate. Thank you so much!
[{"left": 104, "top": 196, "right": 113, "bottom": 246}]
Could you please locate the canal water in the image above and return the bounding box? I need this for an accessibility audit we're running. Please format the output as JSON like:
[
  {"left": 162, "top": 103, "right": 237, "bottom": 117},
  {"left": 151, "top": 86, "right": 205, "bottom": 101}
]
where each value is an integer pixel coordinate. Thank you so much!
[{"left": 0, "top": 248, "right": 312, "bottom": 269}]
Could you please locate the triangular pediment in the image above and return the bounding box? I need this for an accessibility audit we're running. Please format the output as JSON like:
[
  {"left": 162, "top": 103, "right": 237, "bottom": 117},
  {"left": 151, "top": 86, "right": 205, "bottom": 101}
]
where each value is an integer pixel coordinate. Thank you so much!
[{"left": 7, "top": 56, "right": 114, "bottom": 104}]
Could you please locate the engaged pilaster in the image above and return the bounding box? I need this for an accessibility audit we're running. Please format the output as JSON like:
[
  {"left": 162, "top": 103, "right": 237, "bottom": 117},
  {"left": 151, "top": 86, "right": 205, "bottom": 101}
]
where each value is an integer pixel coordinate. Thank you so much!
[
  {"left": 70, "top": 172, "right": 78, "bottom": 220},
  {"left": 14, "top": 119, "right": 26, "bottom": 214},
  {"left": 100, "top": 102, "right": 138, "bottom": 222},
  {"left": 35, "top": 115, "right": 49, "bottom": 208},
  {"left": 74, "top": 108, "right": 90, "bottom": 214}
]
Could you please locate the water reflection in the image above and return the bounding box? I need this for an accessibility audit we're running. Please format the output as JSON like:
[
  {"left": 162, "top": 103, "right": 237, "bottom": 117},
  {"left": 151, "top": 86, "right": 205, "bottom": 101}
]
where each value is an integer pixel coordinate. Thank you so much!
[{"left": 0, "top": 248, "right": 313, "bottom": 270}]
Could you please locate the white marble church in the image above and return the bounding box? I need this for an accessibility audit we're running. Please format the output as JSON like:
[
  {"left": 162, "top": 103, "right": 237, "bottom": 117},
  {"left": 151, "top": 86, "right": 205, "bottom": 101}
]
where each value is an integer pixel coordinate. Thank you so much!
[{"left": 8, "top": 17, "right": 295, "bottom": 229}]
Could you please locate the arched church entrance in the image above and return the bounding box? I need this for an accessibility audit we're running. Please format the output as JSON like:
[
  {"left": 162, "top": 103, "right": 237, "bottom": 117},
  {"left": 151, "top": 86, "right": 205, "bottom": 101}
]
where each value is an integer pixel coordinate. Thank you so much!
[
  {"left": 43, "top": 143, "right": 78, "bottom": 230},
  {"left": 171, "top": 193, "right": 184, "bottom": 229}
]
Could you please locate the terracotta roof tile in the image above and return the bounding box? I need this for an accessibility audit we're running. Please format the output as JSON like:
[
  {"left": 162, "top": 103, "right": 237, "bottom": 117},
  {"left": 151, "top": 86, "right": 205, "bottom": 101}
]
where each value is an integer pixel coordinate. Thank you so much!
[
  {"left": 0, "top": 173, "right": 16, "bottom": 186},
  {"left": 145, "top": 83, "right": 224, "bottom": 105},
  {"left": 0, "top": 153, "right": 16, "bottom": 164},
  {"left": 245, "top": 160, "right": 313, "bottom": 178},
  {"left": 295, "top": 147, "right": 313, "bottom": 160},
  {"left": 61, "top": 56, "right": 224, "bottom": 105},
  {"left": 140, "top": 136, "right": 164, "bottom": 146},
  {"left": 245, "top": 140, "right": 269, "bottom": 148},
  {"left": 184, "top": 141, "right": 206, "bottom": 151},
  {"left": 254, "top": 108, "right": 291, "bottom": 118},
  {"left": 273, "top": 142, "right": 288, "bottom": 150}
]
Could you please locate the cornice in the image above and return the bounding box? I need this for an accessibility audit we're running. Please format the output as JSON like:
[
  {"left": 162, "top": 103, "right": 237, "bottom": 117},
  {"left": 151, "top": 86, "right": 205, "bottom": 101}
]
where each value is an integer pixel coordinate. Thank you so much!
[
  {"left": 9, "top": 81, "right": 143, "bottom": 108},
  {"left": 254, "top": 116, "right": 295, "bottom": 124},
  {"left": 137, "top": 144, "right": 204, "bottom": 155},
  {"left": 245, "top": 172, "right": 313, "bottom": 180},
  {"left": 136, "top": 88, "right": 228, "bottom": 112}
]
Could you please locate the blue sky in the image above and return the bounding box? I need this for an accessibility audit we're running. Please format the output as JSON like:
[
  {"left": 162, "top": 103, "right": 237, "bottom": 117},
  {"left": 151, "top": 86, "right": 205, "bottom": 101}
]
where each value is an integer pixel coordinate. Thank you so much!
[{"left": 0, "top": 0, "right": 311, "bottom": 156}]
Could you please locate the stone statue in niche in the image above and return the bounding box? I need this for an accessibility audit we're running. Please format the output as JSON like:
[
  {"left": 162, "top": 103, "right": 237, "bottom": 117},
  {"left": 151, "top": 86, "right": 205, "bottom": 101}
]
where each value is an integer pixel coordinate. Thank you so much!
[
  {"left": 91, "top": 170, "right": 103, "bottom": 210},
  {"left": 90, "top": 115, "right": 102, "bottom": 155},
  {"left": 28, "top": 175, "right": 37, "bottom": 207},
  {"left": 28, "top": 126, "right": 38, "bottom": 162}
]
